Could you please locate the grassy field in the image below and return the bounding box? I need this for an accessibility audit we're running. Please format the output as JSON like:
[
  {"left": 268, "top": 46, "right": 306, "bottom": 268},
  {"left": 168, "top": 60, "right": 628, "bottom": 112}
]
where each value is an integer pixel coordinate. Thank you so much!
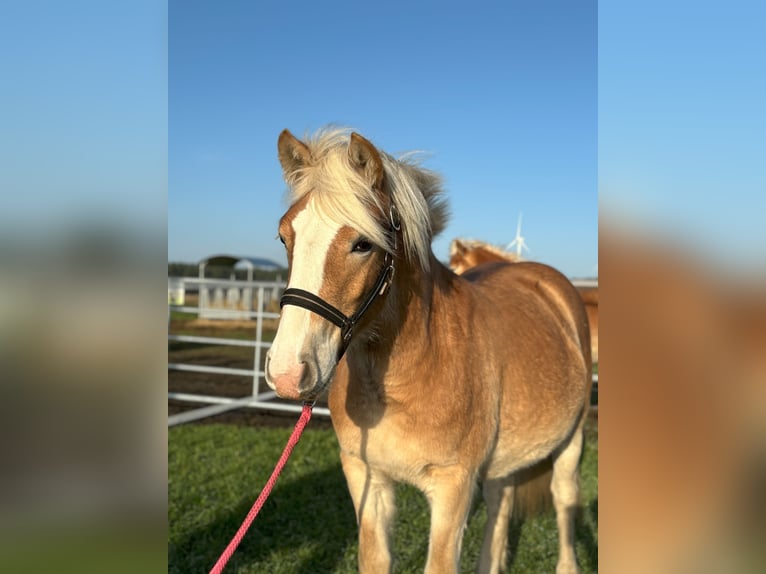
[
  {"left": 169, "top": 420, "right": 597, "bottom": 573},
  {"left": 169, "top": 301, "right": 598, "bottom": 572}
]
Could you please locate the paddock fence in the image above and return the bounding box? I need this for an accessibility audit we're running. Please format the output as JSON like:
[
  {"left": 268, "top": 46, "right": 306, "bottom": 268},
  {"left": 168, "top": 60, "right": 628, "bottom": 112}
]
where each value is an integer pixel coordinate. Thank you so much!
[{"left": 168, "top": 277, "right": 598, "bottom": 426}]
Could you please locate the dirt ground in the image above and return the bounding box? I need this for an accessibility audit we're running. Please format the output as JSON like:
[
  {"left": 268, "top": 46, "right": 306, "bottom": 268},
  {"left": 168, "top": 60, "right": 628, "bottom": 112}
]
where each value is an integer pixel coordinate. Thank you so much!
[
  {"left": 168, "top": 399, "right": 335, "bottom": 429},
  {"left": 168, "top": 314, "right": 334, "bottom": 428}
]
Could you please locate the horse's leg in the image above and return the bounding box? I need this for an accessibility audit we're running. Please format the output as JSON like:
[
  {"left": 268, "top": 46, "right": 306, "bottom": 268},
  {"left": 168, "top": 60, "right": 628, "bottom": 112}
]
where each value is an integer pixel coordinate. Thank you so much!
[
  {"left": 477, "top": 477, "right": 515, "bottom": 573},
  {"left": 423, "top": 468, "right": 475, "bottom": 574},
  {"left": 340, "top": 451, "right": 396, "bottom": 574},
  {"left": 550, "top": 423, "right": 585, "bottom": 574}
]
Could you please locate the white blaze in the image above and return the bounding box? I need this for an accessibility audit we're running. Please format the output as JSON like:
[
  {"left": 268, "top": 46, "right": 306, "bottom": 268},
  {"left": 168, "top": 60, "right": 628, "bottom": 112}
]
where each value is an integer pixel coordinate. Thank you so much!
[{"left": 267, "top": 200, "right": 342, "bottom": 385}]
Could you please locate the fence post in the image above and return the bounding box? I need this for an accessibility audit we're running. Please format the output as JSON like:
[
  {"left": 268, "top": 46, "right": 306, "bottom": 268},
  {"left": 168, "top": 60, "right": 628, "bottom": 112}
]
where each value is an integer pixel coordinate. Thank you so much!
[{"left": 252, "top": 285, "right": 265, "bottom": 398}]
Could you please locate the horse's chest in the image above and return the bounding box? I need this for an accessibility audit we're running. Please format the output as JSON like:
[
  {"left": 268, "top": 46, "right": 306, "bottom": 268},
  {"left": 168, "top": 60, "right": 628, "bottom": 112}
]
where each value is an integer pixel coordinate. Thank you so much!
[
  {"left": 329, "top": 372, "right": 485, "bottom": 482},
  {"left": 334, "top": 415, "right": 462, "bottom": 483}
]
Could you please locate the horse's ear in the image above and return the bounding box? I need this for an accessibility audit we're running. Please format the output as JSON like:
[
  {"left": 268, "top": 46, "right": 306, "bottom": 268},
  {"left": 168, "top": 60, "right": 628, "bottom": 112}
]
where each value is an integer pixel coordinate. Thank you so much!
[
  {"left": 348, "top": 132, "right": 384, "bottom": 190},
  {"left": 450, "top": 239, "right": 467, "bottom": 256},
  {"left": 278, "top": 129, "right": 311, "bottom": 184}
]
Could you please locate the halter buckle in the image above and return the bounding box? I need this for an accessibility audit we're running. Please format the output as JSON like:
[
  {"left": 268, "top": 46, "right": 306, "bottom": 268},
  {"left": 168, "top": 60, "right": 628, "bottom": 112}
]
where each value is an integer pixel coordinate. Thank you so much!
[{"left": 379, "top": 263, "right": 395, "bottom": 296}]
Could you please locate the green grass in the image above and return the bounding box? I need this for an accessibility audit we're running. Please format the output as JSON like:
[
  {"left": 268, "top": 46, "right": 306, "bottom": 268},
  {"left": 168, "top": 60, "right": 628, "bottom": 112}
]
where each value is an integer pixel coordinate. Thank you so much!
[{"left": 169, "top": 422, "right": 597, "bottom": 573}]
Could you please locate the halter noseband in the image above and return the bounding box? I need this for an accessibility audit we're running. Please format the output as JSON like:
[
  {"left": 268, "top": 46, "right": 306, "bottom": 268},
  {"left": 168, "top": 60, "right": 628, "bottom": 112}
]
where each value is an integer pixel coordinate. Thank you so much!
[{"left": 279, "top": 204, "right": 401, "bottom": 361}]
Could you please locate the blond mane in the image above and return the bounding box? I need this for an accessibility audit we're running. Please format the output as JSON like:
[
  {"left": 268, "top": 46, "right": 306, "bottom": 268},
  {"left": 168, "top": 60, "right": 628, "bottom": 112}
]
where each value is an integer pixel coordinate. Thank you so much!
[{"left": 284, "top": 127, "right": 449, "bottom": 271}]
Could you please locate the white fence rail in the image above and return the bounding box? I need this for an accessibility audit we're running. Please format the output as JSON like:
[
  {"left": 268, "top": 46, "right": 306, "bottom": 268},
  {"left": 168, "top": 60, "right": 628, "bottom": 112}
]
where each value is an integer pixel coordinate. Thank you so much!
[
  {"left": 168, "top": 278, "right": 331, "bottom": 426},
  {"left": 169, "top": 277, "right": 598, "bottom": 426}
]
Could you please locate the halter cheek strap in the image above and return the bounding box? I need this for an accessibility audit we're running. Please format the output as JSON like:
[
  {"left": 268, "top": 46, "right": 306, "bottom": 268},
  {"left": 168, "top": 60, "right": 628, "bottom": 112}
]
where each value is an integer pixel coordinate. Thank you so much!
[{"left": 279, "top": 204, "right": 400, "bottom": 362}]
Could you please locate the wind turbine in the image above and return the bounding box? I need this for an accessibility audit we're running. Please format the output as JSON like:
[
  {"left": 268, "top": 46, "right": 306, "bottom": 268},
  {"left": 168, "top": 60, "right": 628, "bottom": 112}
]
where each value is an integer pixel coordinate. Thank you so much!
[{"left": 507, "top": 213, "right": 530, "bottom": 258}]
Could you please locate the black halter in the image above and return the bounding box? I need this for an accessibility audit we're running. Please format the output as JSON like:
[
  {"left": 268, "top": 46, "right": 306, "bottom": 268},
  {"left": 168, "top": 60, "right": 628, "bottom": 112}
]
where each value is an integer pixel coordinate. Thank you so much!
[{"left": 279, "top": 205, "right": 401, "bottom": 361}]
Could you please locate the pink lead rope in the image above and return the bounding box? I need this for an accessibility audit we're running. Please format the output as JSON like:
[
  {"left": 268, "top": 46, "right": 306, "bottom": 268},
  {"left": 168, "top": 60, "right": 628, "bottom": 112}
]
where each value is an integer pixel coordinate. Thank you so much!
[{"left": 209, "top": 402, "right": 314, "bottom": 574}]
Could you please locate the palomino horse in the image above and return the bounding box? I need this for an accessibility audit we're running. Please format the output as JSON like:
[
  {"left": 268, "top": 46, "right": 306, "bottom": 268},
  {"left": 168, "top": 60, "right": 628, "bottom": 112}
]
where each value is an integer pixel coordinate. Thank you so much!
[
  {"left": 265, "top": 128, "right": 592, "bottom": 574},
  {"left": 448, "top": 238, "right": 522, "bottom": 275},
  {"left": 450, "top": 238, "right": 599, "bottom": 363}
]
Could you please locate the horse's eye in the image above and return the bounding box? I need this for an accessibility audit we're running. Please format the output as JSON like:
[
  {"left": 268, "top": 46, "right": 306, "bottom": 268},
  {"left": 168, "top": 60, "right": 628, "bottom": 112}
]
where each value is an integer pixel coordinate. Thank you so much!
[
  {"left": 278, "top": 235, "right": 286, "bottom": 245},
  {"left": 352, "top": 238, "right": 372, "bottom": 253}
]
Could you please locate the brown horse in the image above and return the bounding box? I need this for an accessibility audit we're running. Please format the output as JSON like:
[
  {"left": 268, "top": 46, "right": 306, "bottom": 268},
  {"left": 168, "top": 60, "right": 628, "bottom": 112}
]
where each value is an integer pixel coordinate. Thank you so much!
[
  {"left": 450, "top": 238, "right": 599, "bottom": 363},
  {"left": 448, "top": 238, "right": 522, "bottom": 275},
  {"left": 265, "top": 128, "right": 592, "bottom": 574}
]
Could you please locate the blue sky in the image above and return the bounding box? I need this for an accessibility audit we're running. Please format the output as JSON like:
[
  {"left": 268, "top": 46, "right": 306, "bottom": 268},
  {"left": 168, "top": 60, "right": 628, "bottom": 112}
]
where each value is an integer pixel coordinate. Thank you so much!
[
  {"left": 168, "top": 1, "right": 598, "bottom": 277},
  {"left": 0, "top": 1, "right": 167, "bottom": 239},
  {"left": 600, "top": 1, "right": 765, "bottom": 271},
  {"left": 2, "top": 1, "right": 761, "bottom": 277}
]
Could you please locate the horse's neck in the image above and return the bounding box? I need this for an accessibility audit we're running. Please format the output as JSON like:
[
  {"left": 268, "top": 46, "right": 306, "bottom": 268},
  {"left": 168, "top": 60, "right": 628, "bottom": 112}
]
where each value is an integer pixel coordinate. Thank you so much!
[
  {"left": 349, "top": 255, "right": 455, "bottom": 378},
  {"left": 334, "top": 257, "right": 461, "bottom": 426}
]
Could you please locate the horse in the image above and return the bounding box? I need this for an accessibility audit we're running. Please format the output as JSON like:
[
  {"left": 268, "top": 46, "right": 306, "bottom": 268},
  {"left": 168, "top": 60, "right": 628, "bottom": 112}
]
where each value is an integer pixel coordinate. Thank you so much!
[
  {"left": 265, "top": 128, "right": 592, "bottom": 574},
  {"left": 450, "top": 238, "right": 599, "bottom": 363},
  {"left": 448, "top": 238, "right": 522, "bottom": 275}
]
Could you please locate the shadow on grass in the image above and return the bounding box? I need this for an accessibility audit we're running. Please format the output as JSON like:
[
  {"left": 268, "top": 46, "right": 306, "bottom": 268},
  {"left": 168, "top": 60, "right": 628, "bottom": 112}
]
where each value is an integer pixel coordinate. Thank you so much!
[
  {"left": 170, "top": 460, "right": 597, "bottom": 573},
  {"left": 578, "top": 497, "right": 598, "bottom": 570},
  {"left": 169, "top": 463, "right": 357, "bottom": 574},
  {"left": 502, "top": 497, "right": 598, "bottom": 573}
]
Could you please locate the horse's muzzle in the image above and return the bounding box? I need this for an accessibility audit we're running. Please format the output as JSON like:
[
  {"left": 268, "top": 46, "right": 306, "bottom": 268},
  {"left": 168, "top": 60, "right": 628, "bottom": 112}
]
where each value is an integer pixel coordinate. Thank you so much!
[{"left": 265, "top": 353, "right": 322, "bottom": 401}]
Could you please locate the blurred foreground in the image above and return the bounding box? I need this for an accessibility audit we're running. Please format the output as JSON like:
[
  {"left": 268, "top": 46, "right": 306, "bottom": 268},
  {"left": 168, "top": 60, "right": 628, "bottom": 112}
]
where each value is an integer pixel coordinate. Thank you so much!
[
  {"left": 600, "top": 219, "right": 766, "bottom": 573},
  {"left": 0, "top": 224, "right": 167, "bottom": 573}
]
